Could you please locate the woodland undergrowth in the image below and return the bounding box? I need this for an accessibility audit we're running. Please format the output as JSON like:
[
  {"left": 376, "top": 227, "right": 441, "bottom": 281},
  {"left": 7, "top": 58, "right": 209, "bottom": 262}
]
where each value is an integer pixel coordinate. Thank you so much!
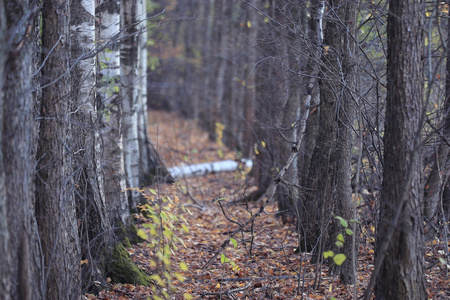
[{"left": 85, "top": 110, "right": 449, "bottom": 300}]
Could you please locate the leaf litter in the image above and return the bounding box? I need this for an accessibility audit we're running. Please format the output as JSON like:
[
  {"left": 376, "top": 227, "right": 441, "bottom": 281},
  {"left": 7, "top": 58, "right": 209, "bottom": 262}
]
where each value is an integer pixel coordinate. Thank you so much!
[{"left": 86, "top": 110, "right": 450, "bottom": 300}]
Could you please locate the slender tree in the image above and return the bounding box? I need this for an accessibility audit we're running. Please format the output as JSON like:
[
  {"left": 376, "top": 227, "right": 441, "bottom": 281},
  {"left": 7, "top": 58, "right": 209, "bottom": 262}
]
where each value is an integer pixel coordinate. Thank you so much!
[
  {"left": 70, "top": 0, "right": 116, "bottom": 289},
  {"left": 299, "top": 0, "right": 358, "bottom": 284},
  {"left": 96, "top": 0, "right": 130, "bottom": 223},
  {"left": 370, "top": 0, "right": 427, "bottom": 298},
  {"left": 121, "top": 0, "right": 142, "bottom": 207},
  {"left": 0, "top": 2, "right": 9, "bottom": 297}
]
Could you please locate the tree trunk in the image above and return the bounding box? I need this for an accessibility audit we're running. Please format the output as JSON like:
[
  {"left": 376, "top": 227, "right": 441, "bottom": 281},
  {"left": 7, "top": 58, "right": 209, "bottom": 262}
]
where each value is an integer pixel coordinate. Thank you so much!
[
  {"left": 423, "top": 7, "right": 450, "bottom": 229},
  {"left": 35, "top": 1, "right": 81, "bottom": 298},
  {"left": 121, "top": 0, "right": 142, "bottom": 207},
  {"left": 374, "top": 0, "right": 427, "bottom": 298},
  {"left": 300, "top": 0, "right": 358, "bottom": 284},
  {"left": 253, "top": 0, "right": 289, "bottom": 200},
  {"left": 0, "top": 2, "right": 9, "bottom": 298},
  {"left": 136, "top": 0, "right": 173, "bottom": 184},
  {"left": 2, "top": 2, "right": 43, "bottom": 299},
  {"left": 96, "top": 0, "right": 130, "bottom": 223},
  {"left": 70, "top": 0, "right": 114, "bottom": 290}
]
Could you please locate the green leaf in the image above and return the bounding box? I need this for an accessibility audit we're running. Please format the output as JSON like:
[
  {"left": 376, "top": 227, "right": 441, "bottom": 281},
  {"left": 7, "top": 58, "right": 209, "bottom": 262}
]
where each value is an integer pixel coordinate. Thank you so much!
[
  {"left": 230, "top": 238, "right": 237, "bottom": 248},
  {"left": 336, "top": 233, "right": 345, "bottom": 243},
  {"left": 174, "top": 272, "right": 186, "bottom": 282},
  {"left": 439, "top": 257, "right": 447, "bottom": 265},
  {"left": 323, "top": 250, "right": 335, "bottom": 259},
  {"left": 149, "top": 188, "right": 157, "bottom": 195},
  {"left": 181, "top": 224, "right": 189, "bottom": 233},
  {"left": 220, "top": 253, "right": 230, "bottom": 263},
  {"left": 150, "top": 274, "right": 164, "bottom": 286},
  {"left": 335, "top": 241, "right": 344, "bottom": 248},
  {"left": 349, "top": 219, "right": 361, "bottom": 224},
  {"left": 184, "top": 293, "right": 194, "bottom": 300},
  {"left": 345, "top": 228, "right": 354, "bottom": 236},
  {"left": 179, "top": 261, "right": 189, "bottom": 271},
  {"left": 333, "top": 253, "right": 346, "bottom": 265},
  {"left": 136, "top": 229, "right": 148, "bottom": 240},
  {"left": 335, "top": 216, "right": 348, "bottom": 228}
]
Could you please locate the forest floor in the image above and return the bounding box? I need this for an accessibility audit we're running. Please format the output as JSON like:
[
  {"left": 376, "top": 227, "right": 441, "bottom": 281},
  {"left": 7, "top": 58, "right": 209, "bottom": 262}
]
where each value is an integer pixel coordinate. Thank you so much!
[{"left": 87, "top": 110, "right": 449, "bottom": 300}]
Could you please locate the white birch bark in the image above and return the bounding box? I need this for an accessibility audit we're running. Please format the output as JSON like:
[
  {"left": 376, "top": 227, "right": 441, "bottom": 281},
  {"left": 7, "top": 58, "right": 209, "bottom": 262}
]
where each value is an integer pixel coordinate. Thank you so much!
[
  {"left": 121, "top": 0, "right": 141, "bottom": 207},
  {"left": 97, "top": 0, "right": 130, "bottom": 223},
  {"left": 70, "top": 0, "right": 114, "bottom": 287},
  {"left": 136, "top": 0, "right": 152, "bottom": 181}
]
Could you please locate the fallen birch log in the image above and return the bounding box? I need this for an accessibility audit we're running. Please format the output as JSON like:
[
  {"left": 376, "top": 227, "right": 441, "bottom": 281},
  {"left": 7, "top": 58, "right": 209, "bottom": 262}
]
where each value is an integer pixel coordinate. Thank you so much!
[{"left": 167, "top": 159, "right": 253, "bottom": 179}]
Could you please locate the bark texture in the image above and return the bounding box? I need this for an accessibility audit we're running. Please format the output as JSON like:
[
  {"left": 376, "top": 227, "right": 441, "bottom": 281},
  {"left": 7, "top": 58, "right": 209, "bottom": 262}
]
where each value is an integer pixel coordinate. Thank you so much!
[
  {"left": 97, "top": 0, "right": 130, "bottom": 223},
  {"left": 70, "top": 0, "right": 114, "bottom": 290},
  {"left": 121, "top": 0, "right": 142, "bottom": 207},
  {"left": 36, "top": 1, "right": 81, "bottom": 298},
  {"left": 374, "top": 0, "right": 427, "bottom": 298},
  {"left": 299, "top": 0, "right": 358, "bottom": 284},
  {"left": 2, "top": 1, "right": 43, "bottom": 299}
]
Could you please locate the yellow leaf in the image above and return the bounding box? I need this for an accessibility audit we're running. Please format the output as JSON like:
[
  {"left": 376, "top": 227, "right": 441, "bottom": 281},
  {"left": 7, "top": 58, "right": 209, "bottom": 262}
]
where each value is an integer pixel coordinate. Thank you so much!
[
  {"left": 247, "top": 20, "right": 251, "bottom": 28},
  {"left": 80, "top": 259, "right": 89, "bottom": 265},
  {"left": 179, "top": 262, "right": 189, "bottom": 271},
  {"left": 254, "top": 144, "right": 259, "bottom": 155},
  {"left": 136, "top": 229, "right": 148, "bottom": 240},
  {"left": 261, "top": 140, "right": 266, "bottom": 148},
  {"left": 184, "top": 293, "right": 193, "bottom": 300},
  {"left": 215, "top": 283, "right": 221, "bottom": 288}
]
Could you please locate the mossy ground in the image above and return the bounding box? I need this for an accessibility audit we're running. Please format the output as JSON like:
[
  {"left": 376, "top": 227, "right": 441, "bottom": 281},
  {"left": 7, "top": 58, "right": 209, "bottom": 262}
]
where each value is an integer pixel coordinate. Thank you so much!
[{"left": 106, "top": 243, "right": 151, "bottom": 286}]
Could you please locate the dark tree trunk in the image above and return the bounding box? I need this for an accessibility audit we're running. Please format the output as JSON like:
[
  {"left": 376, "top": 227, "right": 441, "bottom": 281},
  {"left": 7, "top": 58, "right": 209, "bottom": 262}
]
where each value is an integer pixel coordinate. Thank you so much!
[
  {"left": 374, "top": 0, "right": 427, "bottom": 298},
  {"left": 35, "top": 1, "right": 81, "bottom": 298},
  {"left": 0, "top": 2, "right": 9, "bottom": 298},
  {"left": 253, "top": 0, "right": 289, "bottom": 201},
  {"left": 423, "top": 6, "right": 450, "bottom": 230},
  {"left": 2, "top": 1, "right": 43, "bottom": 299},
  {"left": 299, "top": 0, "right": 358, "bottom": 284}
]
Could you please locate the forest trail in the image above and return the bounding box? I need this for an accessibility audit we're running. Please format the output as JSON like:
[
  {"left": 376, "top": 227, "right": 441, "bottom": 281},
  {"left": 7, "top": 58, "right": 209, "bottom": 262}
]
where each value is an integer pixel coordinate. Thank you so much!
[{"left": 87, "top": 110, "right": 448, "bottom": 300}]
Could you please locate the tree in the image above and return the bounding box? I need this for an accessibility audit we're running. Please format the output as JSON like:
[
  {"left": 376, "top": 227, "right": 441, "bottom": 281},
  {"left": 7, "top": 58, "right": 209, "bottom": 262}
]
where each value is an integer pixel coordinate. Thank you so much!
[
  {"left": 298, "top": 0, "right": 358, "bottom": 284},
  {"left": 70, "top": 0, "right": 116, "bottom": 289},
  {"left": 370, "top": 0, "right": 427, "bottom": 298},
  {"left": 35, "top": 0, "right": 81, "bottom": 298},
  {"left": 96, "top": 0, "right": 130, "bottom": 223},
  {"left": 424, "top": 5, "right": 450, "bottom": 232},
  {"left": 2, "top": 1, "right": 43, "bottom": 299}
]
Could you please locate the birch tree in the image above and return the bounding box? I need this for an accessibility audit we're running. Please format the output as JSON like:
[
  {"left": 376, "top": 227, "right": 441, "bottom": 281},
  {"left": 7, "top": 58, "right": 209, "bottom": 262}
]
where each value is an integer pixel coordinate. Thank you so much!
[
  {"left": 70, "top": 0, "right": 116, "bottom": 289},
  {"left": 96, "top": 0, "right": 130, "bottom": 223},
  {"left": 121, "top": 0, "right": 143, "bottom": 207}
]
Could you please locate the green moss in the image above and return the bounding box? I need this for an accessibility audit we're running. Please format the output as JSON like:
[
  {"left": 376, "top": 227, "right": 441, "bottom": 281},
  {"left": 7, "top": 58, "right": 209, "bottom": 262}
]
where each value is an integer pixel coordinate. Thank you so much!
[
  {"left": 107, "top": 243, "right": 151, "bottom": 286},
  {"left": 123, "top": 236, "right": 132, "bottom": 248},
  {"left": 115, "top": 222, "right": 146, "bottom": 245}
]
